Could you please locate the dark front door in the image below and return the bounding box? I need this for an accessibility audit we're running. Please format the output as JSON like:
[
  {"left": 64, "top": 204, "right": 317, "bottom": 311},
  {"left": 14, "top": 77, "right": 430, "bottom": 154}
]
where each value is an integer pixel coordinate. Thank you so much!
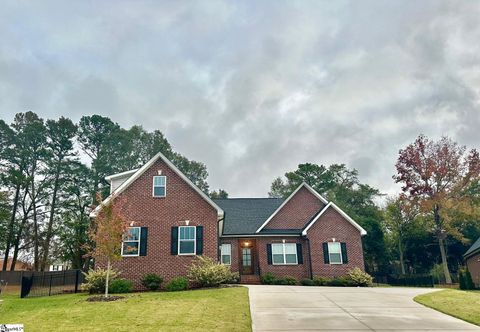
[{"left": 239, "top": 240, "right": 255, "bottom": 275}]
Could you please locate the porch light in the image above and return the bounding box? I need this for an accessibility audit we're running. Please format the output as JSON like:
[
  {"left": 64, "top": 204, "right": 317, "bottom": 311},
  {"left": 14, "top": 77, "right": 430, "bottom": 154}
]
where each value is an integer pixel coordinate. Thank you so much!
[
  {"left": 244, "top": 241, "right": 250, "bottom": 247},
  {"left": 185, "top": 220, "right": 190, "bottom": 225}
]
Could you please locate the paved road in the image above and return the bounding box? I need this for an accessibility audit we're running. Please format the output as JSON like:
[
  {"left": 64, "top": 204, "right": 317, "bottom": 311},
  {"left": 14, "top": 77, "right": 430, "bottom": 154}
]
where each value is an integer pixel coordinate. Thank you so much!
[{"left": 247, "top": 285, "right": 480, "bottom": 332}]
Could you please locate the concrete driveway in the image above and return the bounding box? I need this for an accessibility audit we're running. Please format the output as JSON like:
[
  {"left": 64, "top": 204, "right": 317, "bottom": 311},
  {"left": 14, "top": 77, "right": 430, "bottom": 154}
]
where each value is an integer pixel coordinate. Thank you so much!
[{"left": 247, "top": 285, "right": 480, "bottom": 332}]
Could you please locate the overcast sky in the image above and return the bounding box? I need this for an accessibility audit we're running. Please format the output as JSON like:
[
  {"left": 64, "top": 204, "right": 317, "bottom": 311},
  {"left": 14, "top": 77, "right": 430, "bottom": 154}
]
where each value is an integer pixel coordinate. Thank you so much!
[{"left": 1, "top": 1, "right": 480, "bottom": 198}]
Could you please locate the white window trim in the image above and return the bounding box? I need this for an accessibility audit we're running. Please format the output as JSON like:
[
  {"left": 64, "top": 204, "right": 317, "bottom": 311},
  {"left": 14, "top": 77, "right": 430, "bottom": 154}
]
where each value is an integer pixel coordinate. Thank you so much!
[
  {"left": 178, "top": 226, "right": 196, "bottom": 256},
  {"left": 328, "top": 242, "right": 343, "bottom": 265},
  {"left": 271, "top": 243, "right": 298, "bottom": 265},
  {"left": 121, "top": 226, "right": 141, "bottom": 257},
  {"left": 221, "top": 243, "right": 231, "bottom": 265},
  {"left": 152, "top": 175, "right": 167, "bottom": 198}
]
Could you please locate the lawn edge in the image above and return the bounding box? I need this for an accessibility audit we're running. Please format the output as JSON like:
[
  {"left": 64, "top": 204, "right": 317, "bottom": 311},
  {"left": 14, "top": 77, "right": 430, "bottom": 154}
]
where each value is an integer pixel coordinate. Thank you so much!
[{"left": 413, "top": 290, "right": 480, "bottom": 327}]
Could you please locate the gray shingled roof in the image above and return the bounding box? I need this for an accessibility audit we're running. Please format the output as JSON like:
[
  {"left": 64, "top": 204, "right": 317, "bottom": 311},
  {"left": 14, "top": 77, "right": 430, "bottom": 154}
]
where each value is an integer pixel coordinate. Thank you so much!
[
  {"left": 213, "top": 198, "right": 284, "bottom": 235},
  {"left": 464, "top": 237, "right": 480, "bottom": 258}
]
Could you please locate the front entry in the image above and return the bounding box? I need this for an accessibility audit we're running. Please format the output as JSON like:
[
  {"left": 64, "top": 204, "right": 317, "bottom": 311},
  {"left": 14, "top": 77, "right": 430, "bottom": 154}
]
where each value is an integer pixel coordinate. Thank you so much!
[{"left": 239, "top": 239, "right": 256, "bottom": 275}]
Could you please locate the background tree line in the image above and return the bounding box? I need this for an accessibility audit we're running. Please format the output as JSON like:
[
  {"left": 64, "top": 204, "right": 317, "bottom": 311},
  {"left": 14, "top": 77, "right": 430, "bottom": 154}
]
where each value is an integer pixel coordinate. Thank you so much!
[
  {"left": 1, "top": 111, "right": 479, "bottom": 283},
  {"left": 0, "top": 112, "right": 224, "bottom": 271},
  {"left": 269, "top": 136, "right": 480, "bottom": 283}
]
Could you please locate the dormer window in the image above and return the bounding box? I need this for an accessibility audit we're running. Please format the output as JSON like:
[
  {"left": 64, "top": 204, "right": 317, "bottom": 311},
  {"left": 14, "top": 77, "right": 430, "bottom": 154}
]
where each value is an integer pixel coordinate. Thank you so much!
[{"left": 153, "top": 176, "right": 166, "bottom": 197}]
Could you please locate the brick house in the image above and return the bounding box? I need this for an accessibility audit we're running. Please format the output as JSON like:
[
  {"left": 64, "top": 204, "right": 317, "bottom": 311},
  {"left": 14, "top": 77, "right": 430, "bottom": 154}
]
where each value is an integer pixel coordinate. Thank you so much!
[
  {"left": 90, "top": 151, "right": 367, "bottom": 285},
  {"left": 464, "top": 237, "right": 480, "bottom": 287}
]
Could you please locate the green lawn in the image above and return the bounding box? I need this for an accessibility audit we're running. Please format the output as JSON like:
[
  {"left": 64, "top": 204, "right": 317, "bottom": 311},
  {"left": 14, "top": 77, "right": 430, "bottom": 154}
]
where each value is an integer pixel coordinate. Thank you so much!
[
  {"left": 0, "top": 287, "right": 251, "bottom": 332},
  {"left": 415, "top": 289, "right": 480, "bottom": 326}
]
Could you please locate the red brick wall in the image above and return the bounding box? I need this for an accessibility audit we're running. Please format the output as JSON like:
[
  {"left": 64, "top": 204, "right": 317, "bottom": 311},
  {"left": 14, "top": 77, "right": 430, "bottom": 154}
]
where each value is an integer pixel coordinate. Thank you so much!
[
  {"left": 97, "top": 158, "right": 219, "bottom": 288},
  {"left": 255, "top": 237, "right": 310, "bottom": 280},
  {"left": 220, "top": 239, "right": 239, "bottom": 273},
  {"left": 307, "top": 206, "right": 365, "bottom": 277},
  {"left": 466, "top": 253, "right": 480, "bottom": 287},
  {"left": 265, "top": 187, "right": 324, "bottom": 230}
]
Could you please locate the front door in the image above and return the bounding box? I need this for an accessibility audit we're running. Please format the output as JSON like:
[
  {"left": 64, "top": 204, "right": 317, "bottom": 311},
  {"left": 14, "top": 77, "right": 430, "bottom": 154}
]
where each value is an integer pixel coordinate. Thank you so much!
[{"left": 239, "top": 240, "right": 255, "bottom": 275}]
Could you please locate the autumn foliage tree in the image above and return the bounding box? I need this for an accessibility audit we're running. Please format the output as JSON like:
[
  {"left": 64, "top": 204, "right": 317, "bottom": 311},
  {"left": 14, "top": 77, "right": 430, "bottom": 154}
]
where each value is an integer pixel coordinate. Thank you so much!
[
  {"left": 394, "top": 135, "right": 480, "bottom": 284},
  {"left": 88, "top": 194, "right": 128, "bottom": 297}
]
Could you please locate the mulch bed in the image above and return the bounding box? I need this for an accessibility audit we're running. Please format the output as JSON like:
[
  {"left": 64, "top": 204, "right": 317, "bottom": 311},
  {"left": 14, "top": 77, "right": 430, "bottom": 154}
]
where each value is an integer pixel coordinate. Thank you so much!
[{"left": 86, "top": 295, "right": 125, "bottom": 302}]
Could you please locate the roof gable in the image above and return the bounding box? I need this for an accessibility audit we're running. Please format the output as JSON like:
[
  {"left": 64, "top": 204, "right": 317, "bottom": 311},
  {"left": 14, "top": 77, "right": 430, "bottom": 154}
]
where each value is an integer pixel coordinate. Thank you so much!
[
  {"left": 89, "top": 151, "right": 224, "bottom": 219},
  {"left": 302, "top": 202, "right": 367, "bottom": 236},
  {"left": 255, "top": 182, "right": 328, "bottom": 233},
  {"left": 464, "top": 237, "right": 480, "bottom": 258}
]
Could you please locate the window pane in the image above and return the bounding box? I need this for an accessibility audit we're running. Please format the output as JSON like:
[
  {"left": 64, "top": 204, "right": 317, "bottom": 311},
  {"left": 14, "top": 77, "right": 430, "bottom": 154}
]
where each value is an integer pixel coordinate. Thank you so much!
[
  {"left": 179, "top": 240, "right": 195, "bottom": 254},
  {"left": 271, "top": 244, "right": 283, "bottom": 254},
  {"left": 221, "top": 255, "right": 231, "bottom": 265},
  {"left": 154, "top": 176, "right": 165, "bottom": 186},
  {"left": 153, "top": 186, "right": 165, "bottom": 197},
  {"left": 125, "top": 228, "right": 140, "bottom": 241},
  {"left": 285, "top": 244, "right": 296, "bottom": 254},
  {"left": 285, "top": 254, "right": 297, "bottom": 264},
  {"left": 328, "top": 242, "right": 341, "bottom": 254},
  {"left": 272, "top": 254, "right": 285, "bottom": 264},
  {"left": 123, "top": 242, "right": 139, "bottom": 255},
  {"left": 221, "top": 244, "right": 231, "bottom": 256},
  {"left": 330, "top": 253, "right": 342, "bottom": 264}
]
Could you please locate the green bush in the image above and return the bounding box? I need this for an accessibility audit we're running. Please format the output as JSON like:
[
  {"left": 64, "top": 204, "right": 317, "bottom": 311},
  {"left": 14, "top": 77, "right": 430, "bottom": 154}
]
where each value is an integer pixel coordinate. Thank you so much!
[
  {"left": 226, "top": 272, "right": 240, "bottom": 284},
  {"left": 300, "top": 278, "right": 315, "bottom": 286},
  {"left": 328, "top": 276, "right": 351, "bottom": 286},
  {"left": 187, "top": 256, "right": 238, "bottom": 287},
  {"left": 165, "top": 277, "right": 188, "bottom": 291},
  {"left": 109, "top": 278, "right": 134, "bottom": 293},
  {"left": 459, "top": 268, "right": 475, "bottom": 290},
  {"left": 81, "top": 268, "right": 120, "bottom": 294},
  {"left": 141, "top": 273, "right": 164, "bottom": 291},
  {"left": 313, "top": 276, "right": 331, "bottom": 286},
  {"left": 278, "top": 276, "right": 297, "bottom": 285},
  {"left": 260, "top": 272, "right": 276, "bottom": 285},
  {"left": 346, "top": 268, "right": 373, "bottom": 287}
]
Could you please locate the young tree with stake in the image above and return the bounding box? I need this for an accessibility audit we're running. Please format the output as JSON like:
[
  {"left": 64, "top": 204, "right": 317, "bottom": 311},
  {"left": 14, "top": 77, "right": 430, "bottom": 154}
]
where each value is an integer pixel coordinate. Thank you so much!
[{"left": 89, "top": 194, "right": 128, "bottom": 297}]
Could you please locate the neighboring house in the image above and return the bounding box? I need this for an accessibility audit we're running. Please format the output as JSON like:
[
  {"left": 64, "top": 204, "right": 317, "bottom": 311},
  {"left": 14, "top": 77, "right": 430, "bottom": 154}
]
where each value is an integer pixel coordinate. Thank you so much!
[
  {"left": 464, "top": 237, "right": 480, "bottom": 287},
  {"left": 0, "top": 258, "right": 32, "bottom": 271},
  {"left": 90, "top": 151, "right": 367, "bottom": 285},
  {"left": 49, "top": 261, "right": 69, "bottom": 272}
]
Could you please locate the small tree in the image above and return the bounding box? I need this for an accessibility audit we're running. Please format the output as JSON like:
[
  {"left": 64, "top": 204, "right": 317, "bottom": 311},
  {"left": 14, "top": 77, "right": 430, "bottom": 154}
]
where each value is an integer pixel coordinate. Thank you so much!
[{"left": 88, "top": 193, "right": 128, "bottom": 297}]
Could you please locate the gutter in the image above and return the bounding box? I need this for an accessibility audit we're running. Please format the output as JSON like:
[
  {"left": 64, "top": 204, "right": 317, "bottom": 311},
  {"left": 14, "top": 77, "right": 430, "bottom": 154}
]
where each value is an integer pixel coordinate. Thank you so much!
[{"left": 305, "top": 236, "right": 313, "bottom": 279}]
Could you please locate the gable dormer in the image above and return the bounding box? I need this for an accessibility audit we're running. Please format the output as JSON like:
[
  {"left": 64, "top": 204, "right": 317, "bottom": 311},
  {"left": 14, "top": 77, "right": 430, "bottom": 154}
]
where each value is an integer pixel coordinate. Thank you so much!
[{"left": 256, "top": 183, "right": 328, "bottom": 232}]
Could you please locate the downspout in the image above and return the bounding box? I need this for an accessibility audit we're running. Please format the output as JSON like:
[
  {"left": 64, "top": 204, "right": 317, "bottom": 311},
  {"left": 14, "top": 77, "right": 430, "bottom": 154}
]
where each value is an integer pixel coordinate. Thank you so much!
[
  {"left": 217, "top": 216, "right": 225, "bottom": 262},
  {"left": 305, "top": 236, "right": 313, "bottom": 279}
]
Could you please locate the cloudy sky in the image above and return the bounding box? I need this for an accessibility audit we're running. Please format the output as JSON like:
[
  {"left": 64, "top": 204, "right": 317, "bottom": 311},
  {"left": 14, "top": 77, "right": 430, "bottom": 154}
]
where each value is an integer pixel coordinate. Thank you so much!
[{"left": 1, "top": 1, "right": 480, "bottom": 198}]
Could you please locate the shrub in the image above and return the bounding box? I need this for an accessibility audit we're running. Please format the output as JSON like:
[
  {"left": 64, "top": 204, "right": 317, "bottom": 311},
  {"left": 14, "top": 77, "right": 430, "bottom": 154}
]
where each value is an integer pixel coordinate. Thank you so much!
[
  {"left": 300, "top": 278, "right": 315, "bottom": 286},
  {"left": 187, "top": 256, "right": 238, "bottom": 287},
  {"left": 261, "top": 272, "right": 277, "bottom": 285},
  {"left": 459, "top": 268, "right": 475, "bottom": 290},
  {"left": 81, "top": 268, "right": 120, "bottom": 294},
  {"left": 141, "top": 273, "right": 164, "bottom": 291},
  {"left": 328, "top": 276, "right": 351, "bottom": 287},
  {"left": 346, "top": 268, "right": 373, "bottom": 287},
  {"left": 313, "top": 276, "right": 331, "bottom": 286},
  {"left": 226, "top": 272, "right": 240, "bottom": 284},
  {"left": 109, "top": 278, "right": 133, "bottom": 293},
  {"left": 279, "top": 276, "right": 297, "bottom": 285},
  {"left": 165, "top": 277, "right": 188, "bottom": 291}
]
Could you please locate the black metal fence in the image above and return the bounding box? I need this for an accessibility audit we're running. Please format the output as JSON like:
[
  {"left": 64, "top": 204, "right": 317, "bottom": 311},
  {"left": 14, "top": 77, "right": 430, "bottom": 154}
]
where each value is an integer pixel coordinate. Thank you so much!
[
  {"left": 14, "top": 270, "right": 85, "bottom": 298},
  {"left": 373, "top": 274, "right": 435, "bottom": 287}
]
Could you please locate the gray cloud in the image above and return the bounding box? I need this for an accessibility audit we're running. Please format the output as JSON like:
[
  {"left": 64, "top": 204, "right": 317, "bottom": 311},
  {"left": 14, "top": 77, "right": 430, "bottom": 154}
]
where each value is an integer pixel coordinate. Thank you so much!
[{"left": 1, "top": 0, "right": 480, "bottom": 197}]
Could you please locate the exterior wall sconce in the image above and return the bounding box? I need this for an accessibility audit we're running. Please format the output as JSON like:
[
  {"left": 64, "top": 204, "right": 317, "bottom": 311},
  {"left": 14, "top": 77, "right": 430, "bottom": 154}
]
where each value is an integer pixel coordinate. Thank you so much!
[
  {"left": 244, "top": 241, "right": 250, "bottom": 247},
  {"left": 185, "top": 220, "right": 190, "bottom": 225}
]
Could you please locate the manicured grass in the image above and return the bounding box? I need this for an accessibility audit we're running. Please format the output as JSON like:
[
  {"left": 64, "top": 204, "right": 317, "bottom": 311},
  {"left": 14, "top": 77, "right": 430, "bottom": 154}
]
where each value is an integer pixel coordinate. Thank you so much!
[
  {"left": 414, "top": 289, "right": 480, "bottom": 326},
  {"left": 0, "top": 287, "right": 251, "bottom": 331}
]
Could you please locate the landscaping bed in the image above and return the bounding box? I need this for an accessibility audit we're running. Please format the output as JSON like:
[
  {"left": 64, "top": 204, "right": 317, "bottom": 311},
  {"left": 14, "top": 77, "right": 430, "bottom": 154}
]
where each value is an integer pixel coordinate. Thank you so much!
[
  {"left": 0, "top": 287, "right": 251, "bottom": 331},
  {"left": 414, "top": 289, "right": 480, "bottom": 326}
]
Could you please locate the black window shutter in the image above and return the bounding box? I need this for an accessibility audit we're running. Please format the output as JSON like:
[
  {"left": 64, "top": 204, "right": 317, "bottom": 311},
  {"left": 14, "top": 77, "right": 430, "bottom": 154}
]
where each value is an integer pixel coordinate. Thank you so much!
[
  {"left": 196, "top": 226, "right": 204, "bottom": 255},
  {"left": 341, "top": 242, "right": 348, "bottom": 264},
  {"left": 322, "top": 242, "right": 330, "bottom": 264},
  {"left": 140, "top": 227, "right": 148, "bottom": 256},
  {"left": 266, "top": 244, "right": 272, "bottom": 265},
  {"left": 296, "top": 243, "right": 303, "bottom": 264},
  {"left": 171, "top": 226, "right": 178, "bottom": 255}
]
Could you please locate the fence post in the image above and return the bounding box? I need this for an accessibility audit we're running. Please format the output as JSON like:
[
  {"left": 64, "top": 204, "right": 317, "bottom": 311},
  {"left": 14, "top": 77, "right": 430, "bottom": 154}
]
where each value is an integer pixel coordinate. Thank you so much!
[
  {"left": 48, "top": 274, "right": 53, "bottom": 296},
  {"left": 74, "top": 270, "right": 79, "bottom": 293}
]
